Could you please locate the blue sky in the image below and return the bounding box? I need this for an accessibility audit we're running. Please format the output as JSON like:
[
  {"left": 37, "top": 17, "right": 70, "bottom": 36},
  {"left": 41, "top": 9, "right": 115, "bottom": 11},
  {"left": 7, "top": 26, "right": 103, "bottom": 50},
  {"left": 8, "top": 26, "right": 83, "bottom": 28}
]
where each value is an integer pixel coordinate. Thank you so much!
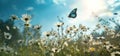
[{"left": 0, "top": 0, "right": 120, "bottom": 31}]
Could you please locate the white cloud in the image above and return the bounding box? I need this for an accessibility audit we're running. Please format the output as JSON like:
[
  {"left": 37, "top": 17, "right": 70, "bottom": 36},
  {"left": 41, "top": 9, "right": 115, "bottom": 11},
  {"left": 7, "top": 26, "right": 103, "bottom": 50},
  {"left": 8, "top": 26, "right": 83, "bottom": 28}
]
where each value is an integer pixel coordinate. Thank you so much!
[
  {"left": 26, "top": 7, "right": 34, "bottom": 11},
  {"left": 36, "top": 0, "right": 45, "bottom": 4},
  {"left": 53, "top": 0, "right": 66, "bottom": 6}
]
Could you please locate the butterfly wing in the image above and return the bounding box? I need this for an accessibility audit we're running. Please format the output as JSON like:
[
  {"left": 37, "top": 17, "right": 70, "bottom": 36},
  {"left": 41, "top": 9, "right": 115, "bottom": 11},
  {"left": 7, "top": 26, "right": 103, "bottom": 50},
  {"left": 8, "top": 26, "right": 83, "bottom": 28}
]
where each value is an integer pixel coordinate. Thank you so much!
[
  {"left": 113, "top": 13, "right": 118, "bottom": 15},
  {"left": 68, "top": 8, "right": 77, "bottom": 18}
]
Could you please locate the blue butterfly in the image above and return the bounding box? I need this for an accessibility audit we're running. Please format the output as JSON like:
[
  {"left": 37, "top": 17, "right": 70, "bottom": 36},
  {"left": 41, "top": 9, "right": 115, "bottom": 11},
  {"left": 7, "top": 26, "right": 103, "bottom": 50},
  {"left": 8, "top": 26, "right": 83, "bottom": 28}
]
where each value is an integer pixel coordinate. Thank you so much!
[
  {"left": 68, "top": 8, "right": 77, "bottom": 18},
  {"left": 113, "top": 13, "right": 118, "bottom": 15}
]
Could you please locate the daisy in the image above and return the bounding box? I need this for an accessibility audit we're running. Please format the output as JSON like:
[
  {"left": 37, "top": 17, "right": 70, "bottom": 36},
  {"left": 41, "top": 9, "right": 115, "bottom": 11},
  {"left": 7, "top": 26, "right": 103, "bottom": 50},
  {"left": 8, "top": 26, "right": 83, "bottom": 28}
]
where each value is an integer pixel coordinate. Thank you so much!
[
  {"left": 103, "top": 41, "right": 110, "bottom": 45},
  {"left": 10, "top": 15, "right": 18, "bottom": 21},
  {"left": 33, "top": 25, "right": 41, "bottom": 30},
  {"left": 55, "top": 22, "right": 64, "bottom": 27},
  {"left": 65, "top": 28, "right": 70, "bottom": 34},
  {"left": 116, "top": 32, "right": 120, "bottom": 37},
  {"left": 28, "top": 39, "right": 35, "bottom": 45},
  {"left": 4, "top": 32, "right": 12, "bottom": 40},
  {"left": 63, "top": 41, "right": 68, "bottom": 47},
  {"left": 73, "top": 28, "right": 79, "bottom": 33},
  {"left": 79, "top": 25, "right": 87, "bottom": 31},
  {"left": 72, "top": 25, "right": 76, "bottom": 29},
  {"left": 44, "top": 31, "right": 51, "bottom": 37},
  {"left": 51, "top": 48, "right": 61, "bottom": 53},
  {"left": 21, "top": 14, "right": 31, "bottom": 23},
  {"left": 24, "top": 23, "right": 31, "bottom": 27},
  {"left": 88, "top": 35, "right": 93, "bottom": 42},
  {"left": 5, "top": 46, "right": 14, "bottom": 54},
  {"left": 92, "top": 41, "right": 102, "bottom": 45},
  {"left": 104, "top": 44, "right": 117, "bottom": 52},
  {"left": 97, "top": 36, "right": 105, "bottom": 40},
  {"left": 17, "top": 40, "right": 24, "bottom": 44},
  {"left": 111, "top": 51, "right": 120, "bottom": 56},
  {"left": 0, "top": 47, "right": 5, "bottom": 52}
]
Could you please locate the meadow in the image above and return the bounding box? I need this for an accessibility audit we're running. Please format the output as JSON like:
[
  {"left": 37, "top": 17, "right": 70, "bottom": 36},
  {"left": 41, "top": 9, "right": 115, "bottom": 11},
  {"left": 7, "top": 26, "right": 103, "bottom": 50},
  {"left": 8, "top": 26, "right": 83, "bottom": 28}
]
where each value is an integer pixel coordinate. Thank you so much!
[{"left": 0, "top": 13, "right": 120, "bottom": 56}]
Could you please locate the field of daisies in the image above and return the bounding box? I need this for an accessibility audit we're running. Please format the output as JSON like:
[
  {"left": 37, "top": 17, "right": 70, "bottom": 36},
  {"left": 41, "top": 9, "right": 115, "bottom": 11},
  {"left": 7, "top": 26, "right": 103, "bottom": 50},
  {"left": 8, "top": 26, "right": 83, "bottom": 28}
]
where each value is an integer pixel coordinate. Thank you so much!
[{"left": 0, "top": 13, "right": 120, "bottom": 56}]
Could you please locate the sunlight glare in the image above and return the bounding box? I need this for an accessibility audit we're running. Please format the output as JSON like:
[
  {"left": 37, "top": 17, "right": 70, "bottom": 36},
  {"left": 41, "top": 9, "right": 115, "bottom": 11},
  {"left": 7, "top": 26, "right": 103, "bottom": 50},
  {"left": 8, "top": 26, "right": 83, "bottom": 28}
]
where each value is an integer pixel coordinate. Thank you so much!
[
  {"left": 69, "top": 0, "right": 108, "bottom": 25},
  {"left": 81, "top": 0, "right": 108, "bottom": 17}
]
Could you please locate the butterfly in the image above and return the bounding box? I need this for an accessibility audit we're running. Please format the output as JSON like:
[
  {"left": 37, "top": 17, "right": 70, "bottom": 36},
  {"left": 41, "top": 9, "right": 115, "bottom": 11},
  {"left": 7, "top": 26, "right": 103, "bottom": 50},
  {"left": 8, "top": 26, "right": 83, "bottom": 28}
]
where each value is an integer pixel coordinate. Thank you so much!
[
  {"left": 68, "top": 8, "right": 77, "bottom": 18},
  {"left": 113, "top": 13, "right": 118, "bottom": 15}
]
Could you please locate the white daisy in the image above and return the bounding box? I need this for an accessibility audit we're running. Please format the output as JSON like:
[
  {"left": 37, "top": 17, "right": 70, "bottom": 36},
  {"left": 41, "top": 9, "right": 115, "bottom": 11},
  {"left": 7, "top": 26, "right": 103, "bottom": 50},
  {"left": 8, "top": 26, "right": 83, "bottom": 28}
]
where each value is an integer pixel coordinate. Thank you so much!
[
  {"left": 21, "top": 14, "right": 31, "bottom": 23},
  {"left": 17, "top": 40, "right": 24, "bottom": 44},
  {"left": 63, "top": 41, "right": 68, "bottom": 47},
  {"left": 79, "top": 25, "right": 88, "bottom": 31},
  {"left": 24, "top": 23, "right": 31, "bottom": 27},
  {"left": 55, "top": 22, "right": 64, "bottom": 27},
  {"left": 51, "top": 48, "right": 61, "bottom": 53},
  {"left": 5, "top": 46, "right": 14, "bottom": 54},
  {"left": 44, "top": 31, "right": 51, "bottom": 37},
  {"left": 4, "top": 32, "right": 12, "bottom": 40},
  {"left": 97, "top": 36, "right": 105, "bottom": 40},
  {"left": 28, "top": 39, "right": 35, "bottom": 45},
  {"left": 10, "top": 15, "right": 19, "bottom": 21},
  {"left": 111, "top": 51, "right": 120, "bottom": 56},
  {"left": 33, "top": 25, "right": 41, "bottom": 30},
  {"left": 0, "top": 47, "right": 5, "bottom": 52}
]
